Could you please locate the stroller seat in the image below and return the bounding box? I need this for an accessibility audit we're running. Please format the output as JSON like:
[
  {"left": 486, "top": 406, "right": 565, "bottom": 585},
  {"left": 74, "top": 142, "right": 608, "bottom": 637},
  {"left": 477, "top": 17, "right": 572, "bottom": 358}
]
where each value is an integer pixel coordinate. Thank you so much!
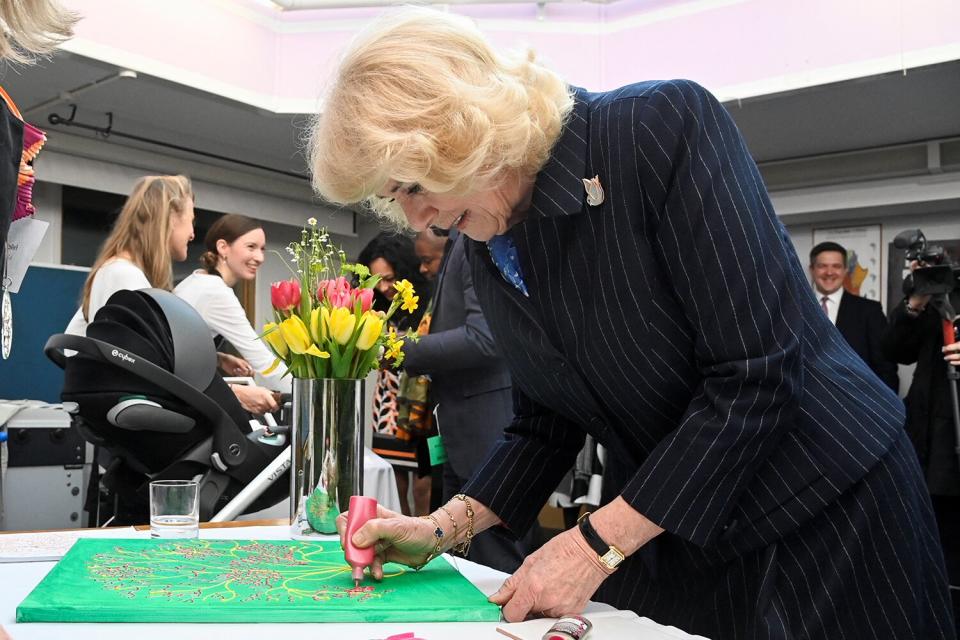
[{"left": 45, "top": 288, "right": 288, "bottom": 525}]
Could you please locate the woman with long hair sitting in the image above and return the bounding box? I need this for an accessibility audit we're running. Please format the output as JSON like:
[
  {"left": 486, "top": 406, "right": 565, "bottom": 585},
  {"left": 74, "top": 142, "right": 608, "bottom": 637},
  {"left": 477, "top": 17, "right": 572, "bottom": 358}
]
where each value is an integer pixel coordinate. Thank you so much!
[{"left": 66, "top": 175, "right": 195, "bottom": 338}]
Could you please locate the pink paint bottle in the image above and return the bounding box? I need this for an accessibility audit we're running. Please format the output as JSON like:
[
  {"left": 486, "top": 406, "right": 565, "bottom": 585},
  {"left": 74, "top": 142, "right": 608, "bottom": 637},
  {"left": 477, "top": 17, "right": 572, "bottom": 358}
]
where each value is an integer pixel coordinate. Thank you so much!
[{"left": 345, "top": 495, "right": 378, "bottom": 587}]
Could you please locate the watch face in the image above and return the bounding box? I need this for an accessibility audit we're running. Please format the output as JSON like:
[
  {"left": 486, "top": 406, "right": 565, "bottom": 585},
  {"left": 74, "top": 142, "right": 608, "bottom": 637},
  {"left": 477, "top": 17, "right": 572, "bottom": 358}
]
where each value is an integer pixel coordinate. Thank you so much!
[{"left": 601, "top": 547, "right": 625, "bottom": 569}]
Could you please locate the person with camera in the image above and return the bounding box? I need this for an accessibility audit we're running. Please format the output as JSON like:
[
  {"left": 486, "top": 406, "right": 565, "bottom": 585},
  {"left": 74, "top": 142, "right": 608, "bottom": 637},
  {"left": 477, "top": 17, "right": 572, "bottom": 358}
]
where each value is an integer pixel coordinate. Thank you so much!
[{"left": 882, "top": 258, "right": 960, "bottom": 626}]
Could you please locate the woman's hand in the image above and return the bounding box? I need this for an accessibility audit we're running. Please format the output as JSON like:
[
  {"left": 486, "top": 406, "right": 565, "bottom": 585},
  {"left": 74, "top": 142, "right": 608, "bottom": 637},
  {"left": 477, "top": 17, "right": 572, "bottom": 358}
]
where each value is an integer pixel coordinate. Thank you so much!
[
  {"left": 489, "top": 525, "right": 610, "bottom": 622},
  {"left": 945, "top": 341, "right": 960, "bottom": 367},
  {"left": 230, "top": 384, "right": 278, "bottom": 414},
  {"left": 336, "top": 504, "right": 438, "bottom": 580},
  {"left": 218, "top": 352, "right": 254, "bottom": 377}
]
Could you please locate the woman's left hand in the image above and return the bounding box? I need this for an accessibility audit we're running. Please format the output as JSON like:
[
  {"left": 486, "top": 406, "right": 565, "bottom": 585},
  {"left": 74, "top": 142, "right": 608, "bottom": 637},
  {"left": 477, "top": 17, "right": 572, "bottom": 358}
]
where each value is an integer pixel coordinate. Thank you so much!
[{"left": 489, "top": 524, "right": 611, "bottom": 622}]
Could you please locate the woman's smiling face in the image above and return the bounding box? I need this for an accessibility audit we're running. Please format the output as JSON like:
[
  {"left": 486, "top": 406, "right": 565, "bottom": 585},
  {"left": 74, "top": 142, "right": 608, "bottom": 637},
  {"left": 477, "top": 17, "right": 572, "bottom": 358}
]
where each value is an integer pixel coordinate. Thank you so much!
[{"left": 377, "top": 177, "right": 533, "bottom": 242}]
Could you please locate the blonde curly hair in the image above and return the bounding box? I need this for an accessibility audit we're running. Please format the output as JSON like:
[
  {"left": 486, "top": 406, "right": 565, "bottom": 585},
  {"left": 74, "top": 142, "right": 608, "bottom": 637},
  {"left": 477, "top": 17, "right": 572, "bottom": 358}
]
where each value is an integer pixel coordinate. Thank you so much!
[{"left": 308, "top": 7, "right": 573, "bottom": 227}]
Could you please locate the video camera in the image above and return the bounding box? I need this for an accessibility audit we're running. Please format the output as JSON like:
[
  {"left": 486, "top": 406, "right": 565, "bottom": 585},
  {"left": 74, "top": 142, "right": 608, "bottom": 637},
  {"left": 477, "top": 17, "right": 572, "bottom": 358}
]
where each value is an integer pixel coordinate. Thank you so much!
[{"left": 893, "top": 229, "right": 960, "bottom": 297}]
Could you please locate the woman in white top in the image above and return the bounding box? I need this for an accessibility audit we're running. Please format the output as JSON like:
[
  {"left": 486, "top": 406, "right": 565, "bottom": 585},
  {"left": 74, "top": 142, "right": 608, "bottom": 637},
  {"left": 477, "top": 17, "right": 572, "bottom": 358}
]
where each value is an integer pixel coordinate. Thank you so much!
[
  {"left": 175, "top": 214, "right": 290, "bottom": 393},
  {"left": 65, "top": 175, "right": 196, "bottom": 338},
  {"left": 64, "top": 176, "right": 276, "bottom": 414}
]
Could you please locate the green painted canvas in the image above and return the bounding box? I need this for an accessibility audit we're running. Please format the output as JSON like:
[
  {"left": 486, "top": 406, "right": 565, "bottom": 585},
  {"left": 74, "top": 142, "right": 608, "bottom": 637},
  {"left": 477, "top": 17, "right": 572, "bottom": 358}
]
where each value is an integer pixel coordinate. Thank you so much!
[{"left": 16, "top": 538, "right": 501, "bottom": 623}]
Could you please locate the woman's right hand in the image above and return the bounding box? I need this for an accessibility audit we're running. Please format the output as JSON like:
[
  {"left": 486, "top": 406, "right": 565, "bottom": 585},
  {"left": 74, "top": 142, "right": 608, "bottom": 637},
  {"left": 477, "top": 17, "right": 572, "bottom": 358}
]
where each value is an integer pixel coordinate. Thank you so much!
[
  {"left": 230, "top": 384, "right": 279, "bottom": 414},
  {"left": 336, "top": 504, "right": 438, "bottom": 580}
]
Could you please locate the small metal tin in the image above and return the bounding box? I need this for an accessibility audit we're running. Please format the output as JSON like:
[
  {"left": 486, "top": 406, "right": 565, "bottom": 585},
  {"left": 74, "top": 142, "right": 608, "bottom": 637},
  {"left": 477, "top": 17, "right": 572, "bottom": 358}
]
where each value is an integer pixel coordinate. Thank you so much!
[{"left": 541, "top": 615, "right": 592, "bottom": 640}]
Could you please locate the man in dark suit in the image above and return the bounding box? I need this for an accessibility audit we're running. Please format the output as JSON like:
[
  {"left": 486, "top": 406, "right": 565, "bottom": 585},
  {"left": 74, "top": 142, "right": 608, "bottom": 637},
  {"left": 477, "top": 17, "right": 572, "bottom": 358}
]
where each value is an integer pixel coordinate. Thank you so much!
[
  {"left": 402, "top": 228, "right": 534, "bottom": 573},
  {"left": 809, "top": 241, "right": 899, "bottom": 391}
]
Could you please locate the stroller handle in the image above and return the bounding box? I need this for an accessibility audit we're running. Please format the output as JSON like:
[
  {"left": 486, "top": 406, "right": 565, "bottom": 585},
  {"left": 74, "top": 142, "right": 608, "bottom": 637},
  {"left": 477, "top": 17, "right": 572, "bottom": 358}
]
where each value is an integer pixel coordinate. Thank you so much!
[{"left": 44, "top": 333, "right": 250, "bottom": 470}]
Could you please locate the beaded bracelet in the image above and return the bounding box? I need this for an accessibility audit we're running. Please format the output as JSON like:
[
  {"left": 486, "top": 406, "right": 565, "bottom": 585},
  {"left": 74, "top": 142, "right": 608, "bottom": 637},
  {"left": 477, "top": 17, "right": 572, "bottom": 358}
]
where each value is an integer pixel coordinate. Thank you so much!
[{"left": 451, "top": 494, "right": 475, "bottom": 556}]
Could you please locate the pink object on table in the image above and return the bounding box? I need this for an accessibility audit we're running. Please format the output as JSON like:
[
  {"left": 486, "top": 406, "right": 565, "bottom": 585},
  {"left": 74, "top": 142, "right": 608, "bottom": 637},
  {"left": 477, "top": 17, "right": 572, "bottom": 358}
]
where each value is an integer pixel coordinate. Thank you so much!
[{"left": 344, "top": 495, "right": 378, "bottom": 587}]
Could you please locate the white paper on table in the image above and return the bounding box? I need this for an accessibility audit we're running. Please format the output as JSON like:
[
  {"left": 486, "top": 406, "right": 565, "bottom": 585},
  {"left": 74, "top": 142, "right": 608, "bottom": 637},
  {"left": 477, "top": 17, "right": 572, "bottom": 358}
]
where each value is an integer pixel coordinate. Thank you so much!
[
  {"left": 0, "top": 526, "right": 141, "bottom": 562},
  {"left": 4, "top": 218, "right": 49, "bottom": 293},
  {"left": 495, "top": 610, "right": 711, "bottom": 640}
]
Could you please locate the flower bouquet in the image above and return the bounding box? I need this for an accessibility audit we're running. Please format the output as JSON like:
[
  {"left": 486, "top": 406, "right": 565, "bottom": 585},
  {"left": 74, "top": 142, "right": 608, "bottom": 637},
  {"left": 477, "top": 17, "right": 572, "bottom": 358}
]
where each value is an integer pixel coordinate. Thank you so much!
[
  {"left": 260, "top": 219, "right": 418, "bottom": 536},
  {"left": 261, "top": 219, "right": 417, "bottom": 380}
]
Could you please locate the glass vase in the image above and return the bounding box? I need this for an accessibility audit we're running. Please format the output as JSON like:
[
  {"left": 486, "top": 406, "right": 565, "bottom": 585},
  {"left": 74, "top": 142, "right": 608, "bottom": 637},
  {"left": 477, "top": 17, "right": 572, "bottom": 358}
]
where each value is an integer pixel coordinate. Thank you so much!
[{"left": 290, "top": 377, "right": 364, "bottom": 538}]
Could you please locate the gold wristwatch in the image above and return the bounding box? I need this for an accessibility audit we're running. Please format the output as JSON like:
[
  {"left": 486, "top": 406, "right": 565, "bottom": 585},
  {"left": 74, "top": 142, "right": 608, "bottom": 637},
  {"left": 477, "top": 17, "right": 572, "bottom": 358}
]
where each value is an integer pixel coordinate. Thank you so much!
[{"left": 577, "top": 512, "right": 625, "bottom": 571}]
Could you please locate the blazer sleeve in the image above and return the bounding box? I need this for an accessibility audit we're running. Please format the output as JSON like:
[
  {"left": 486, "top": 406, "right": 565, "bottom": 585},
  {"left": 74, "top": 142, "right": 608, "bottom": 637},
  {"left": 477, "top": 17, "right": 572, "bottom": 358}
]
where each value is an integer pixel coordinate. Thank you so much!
[
  {"left": 402, "top": 242, "right": 502, "bottom": 374},
  {"left": 461, "top": 385, "right": 585, "bottom": 534},
  {"left": 617, "top": 80, "right": 805, "bottom": 547}
]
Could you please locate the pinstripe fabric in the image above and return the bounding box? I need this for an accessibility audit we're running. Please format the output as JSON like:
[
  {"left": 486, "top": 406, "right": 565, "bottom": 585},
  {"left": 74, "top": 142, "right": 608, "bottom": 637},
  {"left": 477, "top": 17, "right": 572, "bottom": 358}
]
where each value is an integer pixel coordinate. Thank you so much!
[{"left": 460, "top": 80, "right": 953, "bottom": 638}]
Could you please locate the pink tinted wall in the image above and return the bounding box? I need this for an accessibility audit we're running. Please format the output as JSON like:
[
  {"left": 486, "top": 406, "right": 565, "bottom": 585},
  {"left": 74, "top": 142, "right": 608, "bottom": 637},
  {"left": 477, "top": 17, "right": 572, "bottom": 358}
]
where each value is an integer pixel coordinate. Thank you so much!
[{"left": 63, "top": 0, "right": 960, "bottom": 112}]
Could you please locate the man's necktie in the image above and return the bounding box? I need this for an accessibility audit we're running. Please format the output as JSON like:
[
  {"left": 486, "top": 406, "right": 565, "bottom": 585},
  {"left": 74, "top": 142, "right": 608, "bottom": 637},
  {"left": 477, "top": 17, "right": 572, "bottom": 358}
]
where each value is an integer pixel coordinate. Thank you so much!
[{"left": 821, "top": 296, "right": 829, "bottom": 315}]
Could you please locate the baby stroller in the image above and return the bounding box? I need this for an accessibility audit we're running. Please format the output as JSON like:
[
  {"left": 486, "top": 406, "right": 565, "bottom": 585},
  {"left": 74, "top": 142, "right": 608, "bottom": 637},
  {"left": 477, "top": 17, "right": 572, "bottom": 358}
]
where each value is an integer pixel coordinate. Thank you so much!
[{"left": 44, "top": 288, "right": 288, "bottom": 525}]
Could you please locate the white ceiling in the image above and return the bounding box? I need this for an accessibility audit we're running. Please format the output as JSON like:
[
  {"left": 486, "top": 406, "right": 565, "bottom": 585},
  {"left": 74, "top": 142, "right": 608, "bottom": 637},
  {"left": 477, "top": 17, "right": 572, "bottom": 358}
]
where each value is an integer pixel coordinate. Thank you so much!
[{"left": 1, "top": 50, "right": 957, "bottom": 184}]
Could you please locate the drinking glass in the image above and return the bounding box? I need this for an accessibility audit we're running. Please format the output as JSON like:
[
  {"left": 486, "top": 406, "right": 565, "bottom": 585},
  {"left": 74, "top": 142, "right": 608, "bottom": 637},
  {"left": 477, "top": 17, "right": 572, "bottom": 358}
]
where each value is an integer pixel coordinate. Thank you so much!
[{"left": 149, "top": 479, "right": 199, "bottom": 538}]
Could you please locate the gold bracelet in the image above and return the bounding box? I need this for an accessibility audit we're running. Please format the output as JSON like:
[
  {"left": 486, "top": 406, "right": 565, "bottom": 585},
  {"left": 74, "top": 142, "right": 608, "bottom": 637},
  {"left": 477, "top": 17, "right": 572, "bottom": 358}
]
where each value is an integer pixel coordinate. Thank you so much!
[
  {"left": 451, "top": 494, "right": 475, "bottom": 556},
  {"left": 413, "top": 514, "right": 445, "bottom": 571},
  {"left": 438, "top": 505, "right": 459, "bottom": 542}
]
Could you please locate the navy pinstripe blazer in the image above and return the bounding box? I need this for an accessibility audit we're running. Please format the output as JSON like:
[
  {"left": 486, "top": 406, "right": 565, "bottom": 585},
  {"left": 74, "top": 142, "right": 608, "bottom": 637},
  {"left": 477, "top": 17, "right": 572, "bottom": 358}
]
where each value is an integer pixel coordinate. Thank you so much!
[{"left": 461, "top": 80, "right": 906, "bottom": 557}]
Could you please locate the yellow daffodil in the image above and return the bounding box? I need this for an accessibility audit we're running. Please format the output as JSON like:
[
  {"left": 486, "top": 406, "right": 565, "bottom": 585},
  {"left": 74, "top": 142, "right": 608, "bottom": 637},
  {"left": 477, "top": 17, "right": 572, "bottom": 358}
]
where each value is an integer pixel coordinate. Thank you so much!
[
  {"left": 355, "top": 312, "right": 384, "bottom": 351},
  {"left": 385, "top": 338, "right": 404, "bottom": 361},
  {"left": 401, "top": 293, "right": 419, "bottom": 313},
  {"left": 326, "top": 306, "right": 356, "bottom": 345},
  {"left": 262, "top": 322, "right": 289, "bottom": 358},
  {"left": 279, "top": 316, "right": 329, "bottom": 358},
  {"left": 393, "top": 279, "right": 413, "bottom": 297}
]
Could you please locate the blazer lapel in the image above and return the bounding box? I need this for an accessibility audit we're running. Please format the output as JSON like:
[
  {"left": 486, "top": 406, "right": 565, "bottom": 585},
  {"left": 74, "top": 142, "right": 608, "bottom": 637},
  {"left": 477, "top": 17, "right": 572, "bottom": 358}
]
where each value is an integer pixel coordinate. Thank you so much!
[{"left": 528, "top": 87, "right": 592, "bottom": 220}]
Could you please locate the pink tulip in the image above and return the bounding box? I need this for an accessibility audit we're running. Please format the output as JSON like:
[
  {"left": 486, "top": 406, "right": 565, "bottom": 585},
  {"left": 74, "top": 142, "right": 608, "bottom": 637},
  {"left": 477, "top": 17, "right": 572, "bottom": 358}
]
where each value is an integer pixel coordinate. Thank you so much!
[
  {"left": 318, "top": 276, "right": 355, "bottom": 309},
  {"left": 271, "top": 279, "right": 301, "bottom": 312},
  {"left": 353, "top": 287, "right": 374, "bottom": 313}
]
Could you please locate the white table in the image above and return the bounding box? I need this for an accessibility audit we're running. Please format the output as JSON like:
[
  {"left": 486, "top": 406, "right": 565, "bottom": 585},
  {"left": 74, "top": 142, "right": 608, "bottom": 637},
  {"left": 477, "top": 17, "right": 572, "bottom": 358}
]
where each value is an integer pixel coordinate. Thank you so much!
[
  {"left": 238, "top": 448, "right": 402, "bottom": 520},
  {"left": 0, "top": 525, "right": 706, "bottom": 640}
]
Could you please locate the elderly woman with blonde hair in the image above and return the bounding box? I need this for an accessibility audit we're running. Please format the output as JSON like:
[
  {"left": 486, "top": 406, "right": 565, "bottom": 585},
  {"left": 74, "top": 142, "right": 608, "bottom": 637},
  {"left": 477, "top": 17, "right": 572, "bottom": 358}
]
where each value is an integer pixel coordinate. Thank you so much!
[{"left": 311, "top": 8, "right": 953, "bottom": 639}]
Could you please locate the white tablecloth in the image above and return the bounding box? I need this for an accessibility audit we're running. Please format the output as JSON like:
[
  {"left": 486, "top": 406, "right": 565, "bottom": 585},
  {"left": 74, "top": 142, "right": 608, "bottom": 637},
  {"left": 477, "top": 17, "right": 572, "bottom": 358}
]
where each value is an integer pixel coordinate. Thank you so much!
[
  {"left": 0, "top": 525, "right": 707, "bottom": 640},
  {"left": 238, "top": 448, "right": 402, "bottom": 520}
]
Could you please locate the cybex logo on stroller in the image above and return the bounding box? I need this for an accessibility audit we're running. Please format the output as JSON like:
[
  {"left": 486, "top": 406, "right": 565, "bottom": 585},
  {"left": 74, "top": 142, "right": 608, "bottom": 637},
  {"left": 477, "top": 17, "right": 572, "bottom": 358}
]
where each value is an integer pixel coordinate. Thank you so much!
[{"left": 110, "top": 349, "right": 136, "bottom": 365}]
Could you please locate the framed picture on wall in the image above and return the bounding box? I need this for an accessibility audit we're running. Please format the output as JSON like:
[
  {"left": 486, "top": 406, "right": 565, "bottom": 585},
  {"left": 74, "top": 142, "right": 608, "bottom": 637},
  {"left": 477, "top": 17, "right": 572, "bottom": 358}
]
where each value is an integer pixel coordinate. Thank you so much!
[
  {"left": 812, "top": 225, "right": 883, "bottom": 302},
  {"left": 887, "top": 236, "right": 960, "bottom": 309}
]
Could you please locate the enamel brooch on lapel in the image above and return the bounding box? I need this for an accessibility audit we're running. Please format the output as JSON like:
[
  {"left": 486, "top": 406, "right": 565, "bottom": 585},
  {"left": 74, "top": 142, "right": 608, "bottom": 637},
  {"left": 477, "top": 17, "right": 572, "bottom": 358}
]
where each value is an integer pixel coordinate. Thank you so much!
[{"left": 582, "top": 175, "right": 604, "bottom": 206}]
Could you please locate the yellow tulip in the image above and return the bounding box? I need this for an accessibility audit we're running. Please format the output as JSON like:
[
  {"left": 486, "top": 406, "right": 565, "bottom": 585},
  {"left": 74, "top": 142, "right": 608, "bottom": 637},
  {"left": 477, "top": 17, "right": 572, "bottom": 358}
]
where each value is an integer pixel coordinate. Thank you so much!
[
  {"left": 355, "top": 312, "right": 384, "bottom": 351},
  {"left": 309, "top": 307, "right": 324, "bottom": 344},
  {"left": 262, "top": 322, "right": 289, "bottom": 358},
  {"left": 279, "top": 316, "right": 312, "bottom": 354},
  {"left": 326, "top": 306, "right": 356, "bottom": 345},
  {"left": 279, "top": 316, "right": 329, "bottom": 358}
]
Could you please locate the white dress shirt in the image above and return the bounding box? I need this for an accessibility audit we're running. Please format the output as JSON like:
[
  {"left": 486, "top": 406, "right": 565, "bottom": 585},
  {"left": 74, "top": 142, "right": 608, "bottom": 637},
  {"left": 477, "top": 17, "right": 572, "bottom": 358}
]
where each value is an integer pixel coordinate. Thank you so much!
[
  {"left": 817, "top": 287, "right": 844, "bottom": 325},
  {"left": 174, "top": 271, "right": 290, "bottom": 392}
]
